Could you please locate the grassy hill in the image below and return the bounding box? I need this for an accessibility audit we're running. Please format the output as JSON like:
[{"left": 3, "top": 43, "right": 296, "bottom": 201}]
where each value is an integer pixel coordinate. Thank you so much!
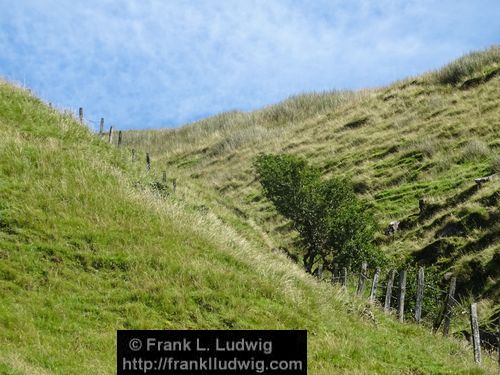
[
  {"left": 124, "top": 46, "right": 500, "bottom": 305},
  {"left": 0, "top": 48, "right": 498, "bottom": 374}
]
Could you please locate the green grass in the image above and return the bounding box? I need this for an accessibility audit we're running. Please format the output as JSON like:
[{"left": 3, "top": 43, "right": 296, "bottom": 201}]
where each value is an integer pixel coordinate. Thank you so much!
[
  {"left": 0, "top": 48, "right": 499, "bottom": 374},
  {"left": 123, "top": 46, "right": 500, "bottom": 306}
]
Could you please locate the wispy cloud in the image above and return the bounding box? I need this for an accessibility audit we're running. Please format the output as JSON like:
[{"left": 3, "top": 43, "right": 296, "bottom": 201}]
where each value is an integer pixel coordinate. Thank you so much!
[{"left": 0, "top": 0, "right": 498, "bottom": 129}]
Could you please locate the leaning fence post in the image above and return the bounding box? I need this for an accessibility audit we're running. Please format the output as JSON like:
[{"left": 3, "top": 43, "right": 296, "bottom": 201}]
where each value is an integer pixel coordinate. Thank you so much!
[
  {"left": 443, "top": 276, "right": 457, "bottom": 336},
  {"left": 146, "top": 153, "right": 151, "bottom": 171},
  {"left": 79, "top": 107, "right": 83, "bottom": 123},
  {"left": 173, "top": 178, "right": 177, "bottom": 193},
  {"left": 470, "top": 303, "right": 481, "bottom": 364},
  {"left": 118, "top": 131, "right": 123, "bottom": 147},
  {"left": 369, "top": 267, "right": 380, "bottom": 303},
  {"left": 356, "top": 262, "right": 367, "bottom": 297},
  {"left": 340, "top": 267, "right": 347, "bottom": 288},
  {"left": 415, "top": 267, "right": 425, "bottom": 323},
  {"left": 384, "top": 269, "right": 396, "bottom": 313},
  {"left": 398, "top": 269, "right": 407, "bottom": 322},
  {"left": 99, "top": 118, "right": 104, "bottom": 134},
  {"left": 108, "top": 126, "right": 113, "bottom": 144}
]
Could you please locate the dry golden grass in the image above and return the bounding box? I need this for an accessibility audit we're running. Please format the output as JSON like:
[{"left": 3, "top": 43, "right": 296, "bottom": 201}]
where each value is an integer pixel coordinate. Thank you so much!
[{"left": 125, "top": 46, "right": 499, "bottom": 302}]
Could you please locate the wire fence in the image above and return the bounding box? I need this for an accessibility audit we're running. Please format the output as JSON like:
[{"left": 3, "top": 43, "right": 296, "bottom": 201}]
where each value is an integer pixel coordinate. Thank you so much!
[{"left": 318, "top": 263, "right": 499, "bottom": 366}]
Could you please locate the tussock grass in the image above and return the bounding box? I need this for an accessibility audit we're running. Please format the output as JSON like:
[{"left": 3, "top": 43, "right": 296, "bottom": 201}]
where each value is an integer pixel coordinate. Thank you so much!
[
  {"left": 123, "top": 90, "right": 367, "bottom": 158},
  {"left": 429, "top": 45, "right": 500, "bottom": 85},
  {"left": 460, "top": 140, "right": 492, "bottom": 162}
]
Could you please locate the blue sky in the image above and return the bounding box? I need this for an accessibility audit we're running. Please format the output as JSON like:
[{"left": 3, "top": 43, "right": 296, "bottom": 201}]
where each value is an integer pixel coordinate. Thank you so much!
[{"left": 0, "top": 1, "right": 498, "bottom": 130}]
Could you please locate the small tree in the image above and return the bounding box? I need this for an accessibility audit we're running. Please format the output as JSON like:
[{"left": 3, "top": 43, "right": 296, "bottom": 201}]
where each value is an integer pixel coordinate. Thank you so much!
[
  {"left": 254, "top": 153, "right": 382, "bottom": 272},
  {"left": 320, "top": 178, "right": 381, "bottom": 268}
]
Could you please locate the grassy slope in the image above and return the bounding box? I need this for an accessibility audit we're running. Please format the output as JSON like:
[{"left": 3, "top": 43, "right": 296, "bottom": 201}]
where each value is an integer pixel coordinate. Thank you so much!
[
  {"left": 124, "top": 47, "right": 500, "bottom": 304},
  {"left": 0, "top": 83, "right": 497, "bottom": 374}
]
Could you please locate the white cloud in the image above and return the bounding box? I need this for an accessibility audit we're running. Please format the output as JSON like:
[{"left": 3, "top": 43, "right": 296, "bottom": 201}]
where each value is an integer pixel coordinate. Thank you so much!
[{"left": 0, "top": 0, "right": 498, "bottom": 129}]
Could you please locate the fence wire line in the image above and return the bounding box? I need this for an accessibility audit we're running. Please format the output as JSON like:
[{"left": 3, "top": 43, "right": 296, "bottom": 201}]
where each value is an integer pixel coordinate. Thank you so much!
[
  {"left": 327, "top": 268, "right": 465, "bottom": 317},
  {"left": 425, "top": 284, "right": 450, "bottom": 296},
  {"left": 326, "top": 267, "right": 487, "bottom": 342},
  {"left": 358, "top": 273, "right": 369, "bottom": 280},
  {"left": 75, "top": 114, "right": 112, "bottom": 131},
  {"left": 330, "top": 271, "right": 451, "bottom": 291}
]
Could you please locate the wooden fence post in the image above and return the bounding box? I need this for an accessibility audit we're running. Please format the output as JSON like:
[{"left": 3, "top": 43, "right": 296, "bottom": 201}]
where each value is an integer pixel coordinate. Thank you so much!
[
  {"left": 398, "top": 270, "right": 407, "bottom": 323},
  {"left": 369, "top": 267, "right": 380, "bottom": 303},
  {"left": 131, "top": 149, "right": 136, "bottom": 162},
  {"left": 442, "top": 276, "right": 457, "bottom": 336},
  {"left": 415, "top": 267, "right": 425, "bottom": 323},
  {"left": 341, "top": 267, "right": 347, "bottom": 288},
  {"left": 356, "top": 262, "right": 367, "bottom": 297},
  {"left": 162, "top": 171, "right": 167, "bottom": 184},
  {"left": 79, "top": 107, "right": 83, "bottom": 123},
  {"left": 173, "top": 178, "right": 177, "bottom": 193},
  {"left": 146, "top": 153, "right": 151, "bottom": 171},
  {"left": 331, "top": 263, "right": 338, "bottom": 284},
  {"left": 316, "top": 264, "right": 323, "bottom": 280},
  {"left": 470, "top": 303, "right": 481, "bottom": 364},
  {"left": 384, "top": 269, "right": 396, "bottom": 313},
  {"left": 118, "top": 131, "right": 123, "bottom": 147},
  {"left": 99, "top": 118, "right": 104, "bottom": 134},
  {"left": 108, "top": 126, "right": 113, "bottom": 144}
]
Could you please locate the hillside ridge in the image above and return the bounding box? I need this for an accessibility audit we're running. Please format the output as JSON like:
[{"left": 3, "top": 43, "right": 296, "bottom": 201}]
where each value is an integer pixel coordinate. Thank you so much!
[
  {"left": 0, "top": 47, "right": 499, "bottom": 374},
  {"left": 124, "top": 46, "right": 499, "bottom": 304}
]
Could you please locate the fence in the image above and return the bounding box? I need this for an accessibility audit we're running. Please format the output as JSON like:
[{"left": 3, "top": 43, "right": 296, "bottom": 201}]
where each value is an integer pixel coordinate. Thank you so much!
[
  {"left": 76, "top": 106, "right": 498, "bottom": 367},
  {"left": 324, "top": 263, "right": 499, "bottom": 366},
  {"left": 76, "top": 107, "right": 179, "bottom": 193}
]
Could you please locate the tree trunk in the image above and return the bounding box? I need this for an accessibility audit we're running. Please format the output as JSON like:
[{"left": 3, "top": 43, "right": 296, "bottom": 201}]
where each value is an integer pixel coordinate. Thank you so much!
[{"left": 303, "top": 253, "right": 314, "bottom": 273}]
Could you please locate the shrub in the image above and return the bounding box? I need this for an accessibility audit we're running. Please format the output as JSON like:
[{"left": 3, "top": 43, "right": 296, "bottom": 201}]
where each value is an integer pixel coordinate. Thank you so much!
[{"left": 254, "top": 153, "right": 382, "bottom": 272}]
